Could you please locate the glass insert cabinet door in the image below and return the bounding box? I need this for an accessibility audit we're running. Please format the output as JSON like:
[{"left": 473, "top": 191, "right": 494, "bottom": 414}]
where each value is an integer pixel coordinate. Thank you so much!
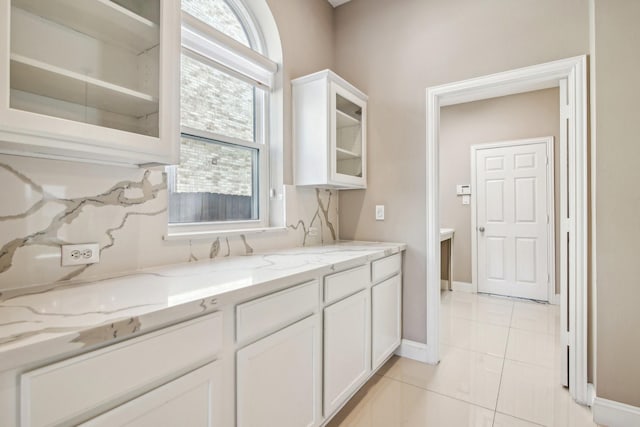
[
  {"left": 330, "top": 82, "right": 366, "bottom": 187},
  {"left": 0, "top": 0, "right": 180, "bottom": 165}
]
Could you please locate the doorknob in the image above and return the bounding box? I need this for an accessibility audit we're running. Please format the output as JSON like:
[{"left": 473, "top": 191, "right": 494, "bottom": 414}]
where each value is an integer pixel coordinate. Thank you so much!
[{"left": 478, "top": 226, "right": 485, "bottom": 232}]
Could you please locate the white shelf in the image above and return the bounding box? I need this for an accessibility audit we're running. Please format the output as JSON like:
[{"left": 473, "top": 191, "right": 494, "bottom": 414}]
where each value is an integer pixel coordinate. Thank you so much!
[
  {"left": 336, "top": 109, "right": 360, "bottom": 129},
  {"left": 10, "top": 54, "right": 158, "bottom": 117},
  {"left": 336, "top": 147, "right": 361, "bottom": 161},
  {"left": 13, "top": 0, "right": 159, "bottom": 53}
]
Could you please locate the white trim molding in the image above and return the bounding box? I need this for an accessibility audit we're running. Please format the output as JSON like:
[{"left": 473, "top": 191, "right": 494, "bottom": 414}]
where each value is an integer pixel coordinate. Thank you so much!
[
  {"left": 588, "top": 383, "right": 596, "bottom": 407},
  {"left": 425, "top": 55, "right": 589, "bottom": 404},
  {"left": 395, "top": 339, "right": 429, "bottom": 363},
  {"left": 451, "top": 281, "right": 473, "bottom": 292},
  {"left": 593, "top": 397, "right": 640, "bottom": 427}
]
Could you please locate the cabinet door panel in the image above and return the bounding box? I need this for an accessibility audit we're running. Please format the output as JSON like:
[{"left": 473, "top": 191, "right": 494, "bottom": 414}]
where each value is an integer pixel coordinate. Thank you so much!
[
  {"left": 323, "top": 290, "right": 370, "bottom": 417},
  {"left": 21, "top": 313, "right": 222, "bottom": 427},
  {"left": 237, "top": 315, "right": 321, "bottom": 427},
  {"left": 81, "top": 361, "right": 221, "bottom": 427},
  {"left": 372, "top": 275, "right": 402, "bottom": 370},
  {"left": 0, "top": 0, "right": 179, "bottom": 165},
  {"left": 330, "top": 82, "right": 367, "bottom": 188}
]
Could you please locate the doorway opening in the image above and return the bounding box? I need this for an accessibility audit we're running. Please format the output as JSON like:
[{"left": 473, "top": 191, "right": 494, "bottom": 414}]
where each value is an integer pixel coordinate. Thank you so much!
[{"left": 424, "top": 56, "right": 589, "bottom": 405}]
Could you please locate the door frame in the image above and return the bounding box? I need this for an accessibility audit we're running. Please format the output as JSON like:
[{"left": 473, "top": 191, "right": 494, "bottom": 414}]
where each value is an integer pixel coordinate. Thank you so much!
[
  {"left": 425, "top": 56, "right": 589, "bottom": 404},
  {"left": 470, "top": 137, "right": 556, "bottom": 303}
]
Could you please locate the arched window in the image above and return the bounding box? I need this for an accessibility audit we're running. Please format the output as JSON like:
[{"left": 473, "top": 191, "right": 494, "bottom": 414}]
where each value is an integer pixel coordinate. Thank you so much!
[{"left": 168, "top": 0, "right": 281, "bottom": 236}]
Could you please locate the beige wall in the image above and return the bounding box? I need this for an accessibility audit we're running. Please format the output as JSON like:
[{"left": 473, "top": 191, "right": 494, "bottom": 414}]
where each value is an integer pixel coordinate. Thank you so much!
[
  {"left": 334, "top": 0, "right": 589, "bottom": 343},
  {"left": 440, "top": 88, "right": 560, "bottom": 293},
  {"left": 593, "top": 0, "right": 640, "bottom": 407},
  {"left": 267, "top": 0, "right": 334, "bottom": 184}
]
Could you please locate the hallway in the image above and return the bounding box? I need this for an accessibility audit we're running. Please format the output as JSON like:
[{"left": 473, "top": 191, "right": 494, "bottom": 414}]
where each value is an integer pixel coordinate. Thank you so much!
[{"left": 328, "top": 292, "right": 597, "bottom": 426}]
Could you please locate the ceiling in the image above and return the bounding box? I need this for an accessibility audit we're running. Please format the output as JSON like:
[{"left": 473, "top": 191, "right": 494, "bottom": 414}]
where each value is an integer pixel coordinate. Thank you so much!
[{"left": 328, "top": 0, "right": 351, "bottom": 7}]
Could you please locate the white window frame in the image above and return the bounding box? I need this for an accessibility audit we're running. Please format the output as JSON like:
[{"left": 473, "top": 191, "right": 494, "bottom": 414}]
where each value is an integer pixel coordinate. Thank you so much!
[{"left": 167, "top": 6, "right": 283, "bottom": 239}]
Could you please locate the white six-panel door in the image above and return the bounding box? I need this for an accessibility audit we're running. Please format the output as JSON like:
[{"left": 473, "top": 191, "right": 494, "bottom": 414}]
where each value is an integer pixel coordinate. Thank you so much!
[{"left": 473, "top": 139, "right": 553, "bottom": 301}]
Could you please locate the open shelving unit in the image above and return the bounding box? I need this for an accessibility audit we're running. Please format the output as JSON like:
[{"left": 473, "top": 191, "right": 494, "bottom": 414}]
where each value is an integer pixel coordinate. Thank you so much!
[
  {"left": 13, "top": 0, "right": 159, "bottom": 53},
  {"left": 0, "top": 0, "right": 179, "bottom": 165},
  {"left": 8, "top": 0, "right": 161, "bottom": 137},
  {"left": 10, "top": 54, "right": 158, "bottom": 117},
  {"left": 336, "top": 147, "right": 360, "bottom": 161},
  {"left": 335, "top": 94, "right": 363, "bottom": 179},
  {"left": 336, "top": 109, "right": 360, "bottom": 129},
  {"left": 293, "top": 69, "right": 367, "bottom": 188}
]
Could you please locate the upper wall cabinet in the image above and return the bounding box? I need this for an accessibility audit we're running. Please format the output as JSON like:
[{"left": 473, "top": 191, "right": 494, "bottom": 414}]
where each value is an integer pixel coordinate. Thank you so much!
[
  {"left": 293, "top": 70, "right": 367, "bottom": 189},
  {"left": 0, "top": 0, "right": 180, "bottom": 165}
]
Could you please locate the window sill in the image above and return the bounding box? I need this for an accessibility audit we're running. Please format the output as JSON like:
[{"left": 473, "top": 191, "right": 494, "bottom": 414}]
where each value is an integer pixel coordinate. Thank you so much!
[{"left": 164, "top": 225, "right": 288, "bottom": 241}]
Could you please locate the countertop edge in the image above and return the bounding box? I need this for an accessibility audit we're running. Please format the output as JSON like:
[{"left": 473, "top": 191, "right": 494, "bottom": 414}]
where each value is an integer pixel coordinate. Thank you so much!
[{"left": 0, "top": 242, "right": 406, "bottom": 372}]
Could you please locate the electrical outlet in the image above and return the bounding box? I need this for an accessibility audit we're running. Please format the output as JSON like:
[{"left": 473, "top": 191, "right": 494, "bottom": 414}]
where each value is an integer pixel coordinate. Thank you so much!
[
  {"left": 61, "top": 243, "right": 100, "bottom": 266},
  {"left": 375, "top": 205, "right": 385, "bottom": 221}
]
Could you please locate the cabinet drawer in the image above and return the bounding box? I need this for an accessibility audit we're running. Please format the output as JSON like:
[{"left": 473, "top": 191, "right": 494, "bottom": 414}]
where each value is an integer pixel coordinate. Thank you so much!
[
  {"left": 371, "top": 253, "right": 401, "bottom": 283},
  {"left": 324, "top": 265, "right": 369, "bottom": 304},
  {"left": 236, "top": 280, "right": 319, "bottom": 344},
  {"left": 81, "top": 361, "right": 222, "bottom": 427},
  {"left": 20, "top": 313, "right": 223, "bottom": 427}
]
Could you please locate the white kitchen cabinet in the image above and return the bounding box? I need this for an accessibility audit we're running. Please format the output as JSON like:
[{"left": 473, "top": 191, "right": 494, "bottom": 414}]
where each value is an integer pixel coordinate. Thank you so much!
[
  {"left": 323, "top": 289, "right": 371, "bottom": 417},
  {"left": 236, "top": 315, "right": 321, "bottom": 427},
  {"left": 292, "top": 69, "right": 367, "bottom": 189},
  {"left": 81, "top": 361, "right": 222, "bottom": 427},
  {"left": 0, "top": 0, "right": 180, "bottom": 165},
  {"left": 20, "top": 313, "right": 222, "bottom": 427},
  {"left": 371, "top": 274, "right": 402, "bottom": 370}
]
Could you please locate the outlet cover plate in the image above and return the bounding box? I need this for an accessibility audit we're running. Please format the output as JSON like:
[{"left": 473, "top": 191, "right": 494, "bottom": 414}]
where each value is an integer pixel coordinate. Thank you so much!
[
  {"left": 61, "top": 243, "right": 100, "bottom": 266},
  {"left": 375, "top": 205, "right": 385, "bottom": 221}
]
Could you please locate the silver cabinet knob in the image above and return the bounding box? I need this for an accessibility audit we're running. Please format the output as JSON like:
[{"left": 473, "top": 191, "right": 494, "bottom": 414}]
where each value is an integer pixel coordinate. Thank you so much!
[{"left": 478, "top": 226, "right": 485, "bottom": 232}]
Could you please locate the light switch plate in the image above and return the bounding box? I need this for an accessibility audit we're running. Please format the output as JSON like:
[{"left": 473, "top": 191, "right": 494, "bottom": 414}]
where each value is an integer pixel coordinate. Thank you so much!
[
  {"left": 375, "top": 205, "right": 385, "bottom": 221},
  {"left": 462, "top": 195, "right": 470, "bottom": 205}
]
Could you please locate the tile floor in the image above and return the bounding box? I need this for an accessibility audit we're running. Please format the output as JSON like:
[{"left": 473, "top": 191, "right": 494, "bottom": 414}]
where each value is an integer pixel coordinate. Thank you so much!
[{"left": 327, "top": 291, "right": 598, "bottom": 427}]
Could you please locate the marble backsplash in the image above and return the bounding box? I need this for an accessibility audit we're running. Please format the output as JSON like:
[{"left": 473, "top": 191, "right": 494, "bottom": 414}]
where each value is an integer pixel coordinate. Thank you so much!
[{"left": 0, "top": 154, "right": 338, "bottom": 291}]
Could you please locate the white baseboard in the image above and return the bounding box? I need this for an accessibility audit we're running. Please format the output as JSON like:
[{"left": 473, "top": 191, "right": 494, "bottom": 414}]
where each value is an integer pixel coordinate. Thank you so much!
[
  {"left": 587, "top": 383, "right": 596, "bottom": 407},
  {"left": 395, "top": 339, "right": 428, "bottom": 362},
  {"left": 452, "top": 281, "right": 473, "bottom": 292},
  {"left": 593, "top": 396, "right": 640, "bottom": 427}
]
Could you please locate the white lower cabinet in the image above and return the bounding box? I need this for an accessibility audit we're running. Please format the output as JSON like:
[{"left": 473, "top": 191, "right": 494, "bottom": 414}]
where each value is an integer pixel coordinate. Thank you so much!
[
  {"left": 323, "top": 290, "right": 371, "bottom": 417},
  {"left": 81, "top": 361, "right": 222, "bottom": 427},
  {"left": 6, "top": 258, "right": 403, "bottom": 427},
  {"left": 371, "top": 275, "right": 402, "bottom": 370},
  {"left": 236, "top": 315, "right": 321, "bottom": 427},
  {"left": 20, "top": 313, "right": 223, "bottom": 427}
]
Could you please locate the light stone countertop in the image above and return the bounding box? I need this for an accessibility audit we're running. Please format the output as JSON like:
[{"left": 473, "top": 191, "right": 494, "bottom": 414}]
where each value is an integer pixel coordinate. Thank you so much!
[{"left": 0, "top": 241, "right": 405, "bottom": 371}]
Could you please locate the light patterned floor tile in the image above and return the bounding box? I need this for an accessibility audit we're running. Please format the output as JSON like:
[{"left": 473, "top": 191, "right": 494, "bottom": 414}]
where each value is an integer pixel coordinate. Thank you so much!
[
  {"left": 441, "top": 291, "right": 514, "bottom": 327},
  {"left": 494, "top": 412, "right": 544, "bottom": 426},
  {"left": 497, "top": 359, "right": 556, "bottom": 425},
  {"left": 510, "top": 301, "right": 559, "bottom": 335},
  {"left": 381, "top": 347, "right": 503, "bottom": 410},
  {"left": 506, "top": 327, "right": 557, "bottom": 368},
  {"left": 440, "top": 315, "right": 509, "bottom": 357},
  {"left": 326, "top": 374, "right": 495, "bottom": 427},
  {"left": 497, "top": 359, "right": 598, "bottom": 426}
]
